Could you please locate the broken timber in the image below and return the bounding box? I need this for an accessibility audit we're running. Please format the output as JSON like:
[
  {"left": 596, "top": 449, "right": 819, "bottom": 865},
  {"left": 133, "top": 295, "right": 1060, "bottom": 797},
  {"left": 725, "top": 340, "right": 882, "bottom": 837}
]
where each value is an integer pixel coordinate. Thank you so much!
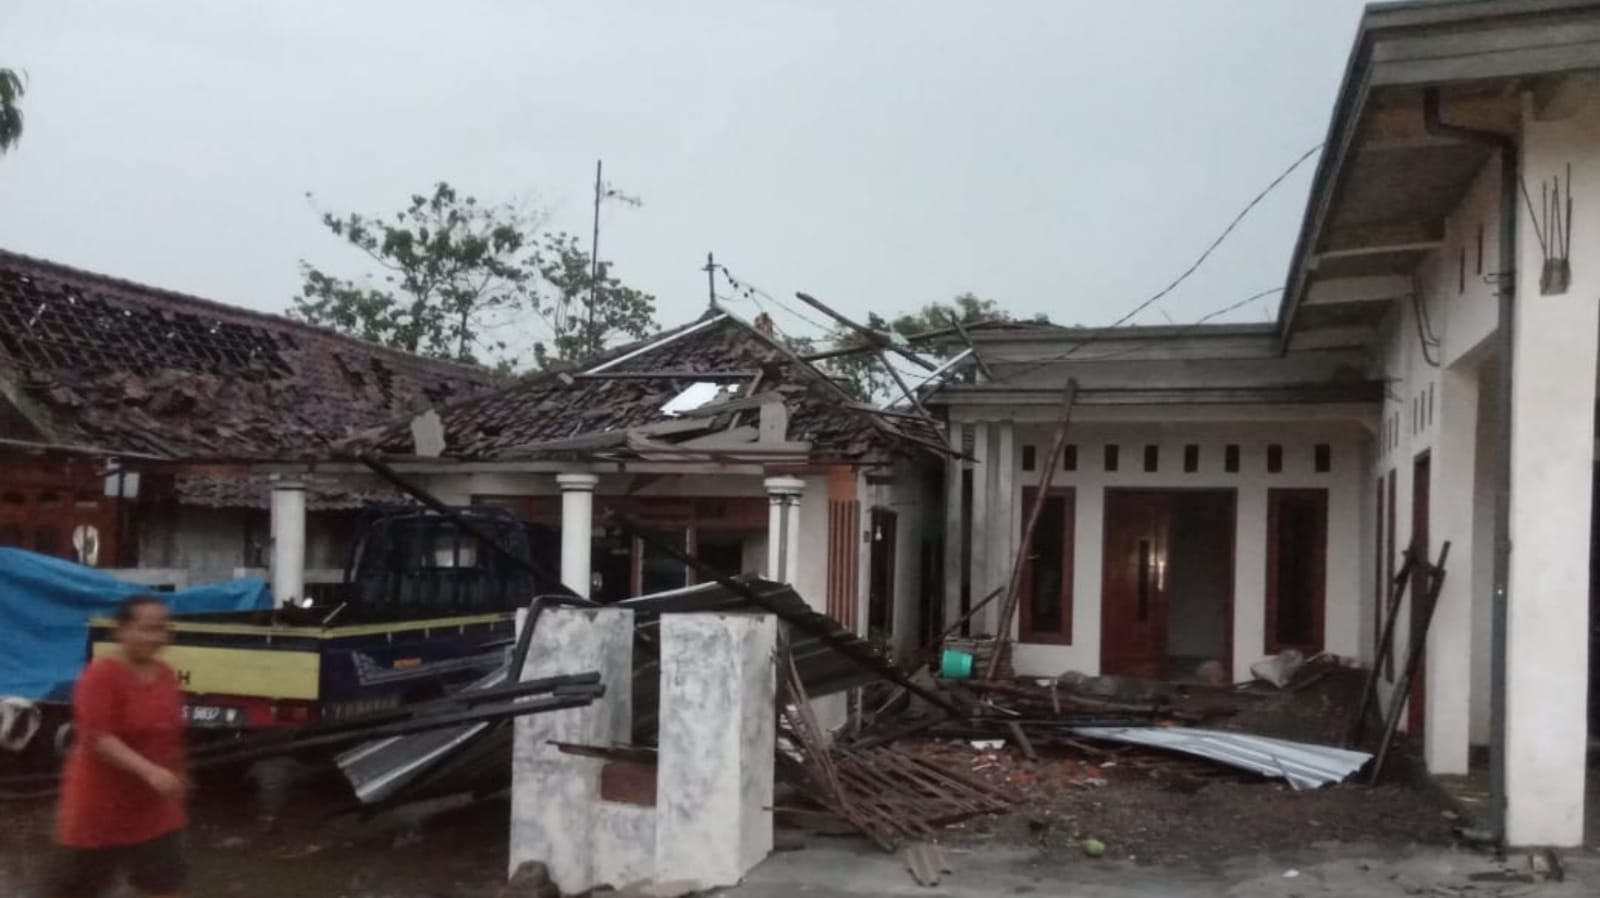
[
  {"left": 609, "top": 511, "right": 961, "bottom": 716},
  {"left": 1367, "top": 542, "right": 1451, "bottom": 784}
]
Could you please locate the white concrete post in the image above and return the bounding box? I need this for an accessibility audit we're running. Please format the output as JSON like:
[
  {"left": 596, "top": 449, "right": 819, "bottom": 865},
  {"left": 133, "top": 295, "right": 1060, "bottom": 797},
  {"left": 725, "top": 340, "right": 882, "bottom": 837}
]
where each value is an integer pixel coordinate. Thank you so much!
[
  {"left": 1231, "top": 482, "right": 1269, "bottom": 684},
  {"left": 1503, "top": 116, "right": 1599, "bottom": 846},
  {"left": 993, "top": 422, "right": 1016, "bottom": 637},
  {"left": 1425, "top": 363, "right": 1479, "bottom": 774},
  {"left": 970, "top": 422, "right": 991, "bottom": 632},
  {"left": 943, "top": 422, "right": 966, "bottom": 629},
  {"left": 557, "top": 473, "right": 599, "bottom": 598},
  {"left": 268, "top": 479, "right": 306, "bottom": 608},
  {"left": 655, "top": 612, "right": 777, "bottom": 889},
  {"left": 508, "top": 606, "right": 634, "bottom": 894},
  {"left": 763, "top": 476, "right": 805, "bottom": 583}
]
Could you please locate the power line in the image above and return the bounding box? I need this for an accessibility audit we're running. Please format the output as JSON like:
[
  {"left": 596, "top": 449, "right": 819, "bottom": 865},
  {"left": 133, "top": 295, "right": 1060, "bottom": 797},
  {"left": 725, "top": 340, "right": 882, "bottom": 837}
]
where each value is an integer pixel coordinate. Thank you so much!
[
  {"left": 1072, "top": 287, "right": 1284, "bottom": 362},
  {"left": 718, "top": 267, "right": 834, "bottom": 336},
  {"left": 1006, "top": 141, "right": 1322, "bottom": 377}
]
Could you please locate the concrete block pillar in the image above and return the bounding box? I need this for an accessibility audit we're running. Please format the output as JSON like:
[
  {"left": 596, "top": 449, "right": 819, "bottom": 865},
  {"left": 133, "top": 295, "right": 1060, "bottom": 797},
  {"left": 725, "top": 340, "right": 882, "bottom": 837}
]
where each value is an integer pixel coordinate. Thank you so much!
[
  {"left": 1231, "top": 484, "right": 1268, "bottom": 684},
  {"left": 763, "top": 476, "right": 805, "bottom": 583},
  {"left": 268, "top": 479, "right": 306, "bottom": 608},
  {"left": 509, "top": 606, "right": 634, "bottom": 894},
  {"left": 943, "top": 422, "right": 966, "bottom": 629},
  {"left": 1502, "top": 101, "right": 1600, "bottom": 845},
  {"left": 1425, "top": 364, "right": 1479, "bottom": 774},
  {"left": 992, "top": 422, "right": 1016, "bottom": 637},
  {"left": 970, "top": 422, "right": 991, "bottom": 631},
  {"left": 557, "top": 473, "right": 599, "bottom": 598},
  {"left": 654, "top": 613, "right": 777, "bottom": 889}
]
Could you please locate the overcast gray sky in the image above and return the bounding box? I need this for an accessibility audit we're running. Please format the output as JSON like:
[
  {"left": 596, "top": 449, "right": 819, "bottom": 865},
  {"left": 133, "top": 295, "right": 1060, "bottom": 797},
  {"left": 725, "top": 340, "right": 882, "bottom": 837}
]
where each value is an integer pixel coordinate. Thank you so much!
[{"left": 0, "top": 0, "right": 1371, "bottom": 353}]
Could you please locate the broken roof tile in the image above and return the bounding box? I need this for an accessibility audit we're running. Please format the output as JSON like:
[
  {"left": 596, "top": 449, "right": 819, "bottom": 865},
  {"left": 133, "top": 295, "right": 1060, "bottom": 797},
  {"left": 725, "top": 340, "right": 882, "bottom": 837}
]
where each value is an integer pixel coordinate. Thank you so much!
[{"left": 0, "top": 249, "right": 500, "bottom": 460}]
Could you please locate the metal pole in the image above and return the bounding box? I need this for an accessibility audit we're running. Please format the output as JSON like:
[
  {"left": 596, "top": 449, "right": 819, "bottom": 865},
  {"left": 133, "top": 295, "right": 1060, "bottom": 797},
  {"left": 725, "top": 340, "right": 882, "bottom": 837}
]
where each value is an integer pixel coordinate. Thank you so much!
[{"left": 588, "top": 159, "right": 603, "bottom": 357}]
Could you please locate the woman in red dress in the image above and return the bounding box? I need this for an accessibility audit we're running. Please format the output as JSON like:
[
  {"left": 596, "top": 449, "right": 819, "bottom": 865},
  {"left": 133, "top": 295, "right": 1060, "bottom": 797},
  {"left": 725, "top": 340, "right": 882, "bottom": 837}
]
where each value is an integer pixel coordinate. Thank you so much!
[{"left": 46, "top": 594, "right": 188, "bottom": 898}]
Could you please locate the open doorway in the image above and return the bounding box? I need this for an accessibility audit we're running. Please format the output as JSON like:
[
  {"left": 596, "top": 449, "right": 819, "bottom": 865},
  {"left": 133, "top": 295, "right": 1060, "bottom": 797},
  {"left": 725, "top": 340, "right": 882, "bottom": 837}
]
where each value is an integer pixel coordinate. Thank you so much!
[{"left": 1101, "top": 489, "right": 1235, "bottom": 679}]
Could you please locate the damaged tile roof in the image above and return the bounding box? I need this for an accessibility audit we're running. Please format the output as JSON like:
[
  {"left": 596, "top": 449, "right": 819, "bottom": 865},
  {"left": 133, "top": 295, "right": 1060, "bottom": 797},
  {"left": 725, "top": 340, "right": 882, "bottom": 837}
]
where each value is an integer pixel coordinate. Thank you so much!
[
  {"left": 357, "top": 311, "right": 948, "bottom": 463},
  {"left": 0, "top": 250, "right": 500, "bottom": 460}
]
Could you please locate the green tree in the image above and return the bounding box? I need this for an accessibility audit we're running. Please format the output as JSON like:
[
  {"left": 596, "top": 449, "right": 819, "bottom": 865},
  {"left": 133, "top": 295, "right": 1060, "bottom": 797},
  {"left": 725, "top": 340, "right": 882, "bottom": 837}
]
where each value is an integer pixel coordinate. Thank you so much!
[
  {"left": 293, "top": 182, "right": 656, "bottom": 369},
  {"left": 0, "top": 69, "right": 25, "bottom": 154},
  {"left": 532, "top": 233, "right": 657, "bottom": 368}
]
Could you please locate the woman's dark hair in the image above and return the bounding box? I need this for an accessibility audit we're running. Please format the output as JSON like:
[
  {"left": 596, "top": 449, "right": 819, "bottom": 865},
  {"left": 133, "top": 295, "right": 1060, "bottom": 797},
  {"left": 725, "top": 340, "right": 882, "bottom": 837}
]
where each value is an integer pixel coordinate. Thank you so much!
[{"left": 114, "top": 594, "right": 167, "bottom": 625}]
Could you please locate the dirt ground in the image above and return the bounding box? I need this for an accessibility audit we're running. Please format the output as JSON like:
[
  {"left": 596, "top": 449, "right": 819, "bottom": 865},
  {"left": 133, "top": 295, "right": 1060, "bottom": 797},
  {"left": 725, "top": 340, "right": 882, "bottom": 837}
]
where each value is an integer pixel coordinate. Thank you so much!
[{"left": 0, "top": 669, "right": 1472, "bottom": 896}]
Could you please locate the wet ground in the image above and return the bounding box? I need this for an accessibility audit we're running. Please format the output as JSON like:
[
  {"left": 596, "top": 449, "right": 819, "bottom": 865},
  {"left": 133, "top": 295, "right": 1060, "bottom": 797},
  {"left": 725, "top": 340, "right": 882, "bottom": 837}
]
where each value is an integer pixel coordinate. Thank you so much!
[{"left": 0, "top": 751, "right": 1464, "bottom": 897}]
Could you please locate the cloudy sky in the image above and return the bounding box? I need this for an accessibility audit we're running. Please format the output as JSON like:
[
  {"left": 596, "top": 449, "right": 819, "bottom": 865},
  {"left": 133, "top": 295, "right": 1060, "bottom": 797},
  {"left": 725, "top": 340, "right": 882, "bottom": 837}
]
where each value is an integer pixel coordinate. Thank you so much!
[{"left": 0, "top": 0, "right": 1370, "bottom": 354}]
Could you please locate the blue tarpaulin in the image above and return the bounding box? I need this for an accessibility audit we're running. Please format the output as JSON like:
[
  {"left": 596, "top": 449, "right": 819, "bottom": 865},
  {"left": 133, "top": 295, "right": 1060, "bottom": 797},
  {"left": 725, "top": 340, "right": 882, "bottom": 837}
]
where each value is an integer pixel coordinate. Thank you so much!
[{"left": 0, "top": 548, "right": 271, "bottom": 701}]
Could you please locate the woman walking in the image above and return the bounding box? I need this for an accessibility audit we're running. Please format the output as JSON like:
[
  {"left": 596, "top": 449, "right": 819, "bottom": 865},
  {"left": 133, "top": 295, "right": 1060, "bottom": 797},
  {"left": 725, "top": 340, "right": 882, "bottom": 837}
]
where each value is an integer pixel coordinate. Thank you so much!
[{"left": 46, "top": 594, "right": 188, "bottom": 898}]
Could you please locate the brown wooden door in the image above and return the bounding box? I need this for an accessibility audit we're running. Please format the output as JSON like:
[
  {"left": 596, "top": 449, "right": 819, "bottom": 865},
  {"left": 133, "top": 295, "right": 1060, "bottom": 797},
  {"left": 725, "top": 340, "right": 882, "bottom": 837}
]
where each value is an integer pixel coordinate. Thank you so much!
[
  {"left": 1409, "top": 453, "right": 1431, "bottom": 736},
  {"left": 1102, "top": 491, "right": 1169, "bottom": 678}
]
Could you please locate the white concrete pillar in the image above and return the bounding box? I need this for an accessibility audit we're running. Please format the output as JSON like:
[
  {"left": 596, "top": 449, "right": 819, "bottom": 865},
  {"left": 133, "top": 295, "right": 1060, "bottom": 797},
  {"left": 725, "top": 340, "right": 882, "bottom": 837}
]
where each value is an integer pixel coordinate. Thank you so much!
[
  {"left": 993, "top": 422, "right": 1017, "bottom": 637},
  {"left": 763, "top": 476, "right": 804, "bottom": 583},
  {"left": 268, "top": 479, "right": 306, "bottom": 608},
  {"left": 970, "top": 422, "right": 991, "bottom": 633},
  {"left": 1501, "top": 98, "right": 1600, "bottom": 846},
  {"left": 655, "top": 612, "right": 777, "bottom": 889},
  {"left": 1231, "top": 483, "right": 1269, "bottom": 683},
  {"left": 509, "top": 606, "right": 634, "bottom": 894},
  {"left": 1425, "top": 363, "right": 1479, "bottom": 774},
  {"left": 943, "top": 422, "right": 966, "bottom": 629},
  {"left": 557, "top": 473, "right": 599, "bottom": 598}
]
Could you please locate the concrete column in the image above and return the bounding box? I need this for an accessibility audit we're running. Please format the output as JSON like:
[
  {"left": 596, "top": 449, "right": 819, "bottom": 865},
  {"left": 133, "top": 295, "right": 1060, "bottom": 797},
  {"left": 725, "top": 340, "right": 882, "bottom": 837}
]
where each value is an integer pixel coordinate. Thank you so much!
[
  {"left": 763, "top": 476, "right": 804, "bottom": 583},
  {"left": 268, "top": 479, "right": 306, "bottom": 608},
  {"left": 993, "top": 422, "right": 1017, "bottom": 637},
  {"left": 1231, "top": 482, "right": 1268, "bottom": 683},
  {"left": 943, "top": 422, "right": 966, "bottom": 629},
  {"left": 508, "top": 606, "right": 634, "bottom": 894},
  {"left": 655, "top": 612, "right": 777, "bottom": 889},
  {"left": 557, "top": 473, "right": 599, "bottom": 598},
  {"left": 970, "top": 422, "right": 991, "bottom": 632},
  {"left": 1425, "top": 363, "right": 1479, "bottom": 774}
]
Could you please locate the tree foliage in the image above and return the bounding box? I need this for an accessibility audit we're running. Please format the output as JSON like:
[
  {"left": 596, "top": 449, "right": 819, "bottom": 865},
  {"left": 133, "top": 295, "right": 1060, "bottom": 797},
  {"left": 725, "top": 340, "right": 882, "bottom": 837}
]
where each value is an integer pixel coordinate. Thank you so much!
[
  {"left": 293, "top": 182, "right": 656, "bottom": 369},
  {"left": 532, "top": 233, "right": 657, "bottom": 368},
  {"left": 0, "top": 69, "right": 25, "bottom": 154}
]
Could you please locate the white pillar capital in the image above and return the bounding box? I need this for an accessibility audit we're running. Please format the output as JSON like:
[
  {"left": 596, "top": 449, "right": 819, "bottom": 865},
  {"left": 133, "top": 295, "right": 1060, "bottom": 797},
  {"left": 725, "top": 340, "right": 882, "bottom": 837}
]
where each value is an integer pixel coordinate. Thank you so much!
[
  {"left": 557, "top": 472, "right": 600, "bottom": 492},
  {"left": 763, "top": 475, "right": 805, "bottom": 497}
]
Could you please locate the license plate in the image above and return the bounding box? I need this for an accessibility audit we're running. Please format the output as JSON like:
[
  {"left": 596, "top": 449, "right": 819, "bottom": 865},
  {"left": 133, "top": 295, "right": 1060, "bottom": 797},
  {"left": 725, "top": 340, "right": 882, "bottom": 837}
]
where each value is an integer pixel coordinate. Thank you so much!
[{"left": 182, "top": 704, "right": 243, "bottom": 728}]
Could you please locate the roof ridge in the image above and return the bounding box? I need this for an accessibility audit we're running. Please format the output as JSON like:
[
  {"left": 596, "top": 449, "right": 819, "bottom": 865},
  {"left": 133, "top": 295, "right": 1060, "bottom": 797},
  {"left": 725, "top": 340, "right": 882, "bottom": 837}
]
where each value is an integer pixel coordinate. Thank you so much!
[{"left": 0, "top": 248, "right": 499, "bottom": 384}]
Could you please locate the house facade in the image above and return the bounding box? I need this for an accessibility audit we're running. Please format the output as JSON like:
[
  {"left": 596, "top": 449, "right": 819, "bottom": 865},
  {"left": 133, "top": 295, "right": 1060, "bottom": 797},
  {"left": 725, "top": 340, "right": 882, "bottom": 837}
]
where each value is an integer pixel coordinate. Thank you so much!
[{"left": 926, "top": 0, "right": 1600, "bottom": 847}]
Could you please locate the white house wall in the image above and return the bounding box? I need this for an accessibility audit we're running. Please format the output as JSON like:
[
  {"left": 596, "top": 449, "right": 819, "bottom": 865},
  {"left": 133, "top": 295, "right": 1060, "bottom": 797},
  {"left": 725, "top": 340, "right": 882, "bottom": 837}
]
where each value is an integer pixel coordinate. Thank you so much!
[{"left": 983, "top": 420, "right": 1366, "bottom": 683}]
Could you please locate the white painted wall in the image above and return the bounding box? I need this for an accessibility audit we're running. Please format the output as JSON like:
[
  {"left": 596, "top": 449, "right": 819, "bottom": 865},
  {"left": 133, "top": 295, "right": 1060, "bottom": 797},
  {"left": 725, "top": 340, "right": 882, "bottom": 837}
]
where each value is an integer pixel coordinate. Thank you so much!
[
  {"left": 1355, "top": 86, "right": 1600, "bottom": 844},
  {"left": 966, "top": 420, "right": 1368, "bottom": 683},
  {"left": 137, "top": 505, "right": 349, "bottom": 586}
]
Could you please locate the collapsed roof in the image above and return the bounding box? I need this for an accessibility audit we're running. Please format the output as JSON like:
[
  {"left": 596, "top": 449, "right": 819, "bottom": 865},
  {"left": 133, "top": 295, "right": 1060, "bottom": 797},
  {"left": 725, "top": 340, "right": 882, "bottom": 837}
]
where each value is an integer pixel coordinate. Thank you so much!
[
  {"left": 0, "top": 250, "right": 499, "bottom": 461},
  {"left": 353, "top": 311, "right": 950, "bottom": 465}
]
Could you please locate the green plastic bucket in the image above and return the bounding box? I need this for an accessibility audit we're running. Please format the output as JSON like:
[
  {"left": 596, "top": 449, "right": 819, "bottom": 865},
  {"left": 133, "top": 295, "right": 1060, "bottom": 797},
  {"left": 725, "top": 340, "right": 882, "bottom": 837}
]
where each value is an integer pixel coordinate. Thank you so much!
[{"left": 940, "top": 648, "right": 974, "bottom": 679}]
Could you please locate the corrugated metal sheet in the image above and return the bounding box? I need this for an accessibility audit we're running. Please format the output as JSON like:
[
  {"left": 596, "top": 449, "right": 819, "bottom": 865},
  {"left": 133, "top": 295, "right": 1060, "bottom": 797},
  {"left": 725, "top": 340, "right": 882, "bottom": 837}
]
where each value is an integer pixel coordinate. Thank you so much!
[{"left": 1069, "top": 727, "right": 1372, "bottom": 790}]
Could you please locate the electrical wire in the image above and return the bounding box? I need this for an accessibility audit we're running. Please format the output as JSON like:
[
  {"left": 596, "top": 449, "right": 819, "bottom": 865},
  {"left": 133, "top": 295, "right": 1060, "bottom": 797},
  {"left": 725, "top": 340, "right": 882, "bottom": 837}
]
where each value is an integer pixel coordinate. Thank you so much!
[
  {"left": 1071, "top": 286, "right": 1285, "bottom": 362},
  {"left": 719, "top": 267, "right": 833, "bottom": 336},
  {"left": 1001, "top": 141, "right": 1323, "bottom": 380}
]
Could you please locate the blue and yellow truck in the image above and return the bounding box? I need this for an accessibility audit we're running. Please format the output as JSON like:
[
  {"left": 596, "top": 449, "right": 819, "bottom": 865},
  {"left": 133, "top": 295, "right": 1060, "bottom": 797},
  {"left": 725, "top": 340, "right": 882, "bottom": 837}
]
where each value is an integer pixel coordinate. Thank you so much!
[{"left": 88, "top": 507, "right": 554, "bottom": 730}]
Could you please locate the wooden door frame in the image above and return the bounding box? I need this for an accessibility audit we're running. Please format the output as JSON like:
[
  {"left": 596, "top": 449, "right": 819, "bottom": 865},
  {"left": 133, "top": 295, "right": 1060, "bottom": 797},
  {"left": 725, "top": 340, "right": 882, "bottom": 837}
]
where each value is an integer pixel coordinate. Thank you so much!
[
  {"left": 1264, "top": 487, "right": 1330, "bottom": 655},
  {"left": 1100, "top": 488, "right": 1237, "bottom": 675},
  {"left": 1409, "top": 451, "right": 1432, "bottom": 736},
  {"left": 1019, "top": 486, "right": 1075, "bottom": 645}
]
